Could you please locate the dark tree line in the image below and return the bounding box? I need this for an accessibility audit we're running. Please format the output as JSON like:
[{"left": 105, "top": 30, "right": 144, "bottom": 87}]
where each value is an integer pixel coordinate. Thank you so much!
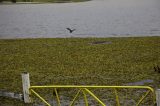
[
  {"left": 0, "top": 0, "right": 16, "bottom": 3},
  {"left": 12, "top": 0, "right": 16, "bottom": 3}
]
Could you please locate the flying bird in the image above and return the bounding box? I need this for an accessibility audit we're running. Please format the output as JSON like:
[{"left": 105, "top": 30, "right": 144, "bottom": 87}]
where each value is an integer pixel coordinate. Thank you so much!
[{"left": 66, "top": 28, "right": 76, "bottom": 33}]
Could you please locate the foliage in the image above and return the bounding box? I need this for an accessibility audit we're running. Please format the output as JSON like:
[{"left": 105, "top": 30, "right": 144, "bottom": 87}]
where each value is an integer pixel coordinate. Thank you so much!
[
  {"left": 0, "top": 37, "right": 160, "bottom": 105},
  {"left": 0, "top": 0, "right": 89, "bottom": 3}
]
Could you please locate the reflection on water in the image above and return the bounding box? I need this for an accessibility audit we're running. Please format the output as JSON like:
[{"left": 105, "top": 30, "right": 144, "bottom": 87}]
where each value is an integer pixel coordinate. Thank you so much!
[
  {"left": 124, "top": 79, "right": 154, "bottom": 86},
  {"left": 0, "top": 0, "right": 160, "bottom": 38}
]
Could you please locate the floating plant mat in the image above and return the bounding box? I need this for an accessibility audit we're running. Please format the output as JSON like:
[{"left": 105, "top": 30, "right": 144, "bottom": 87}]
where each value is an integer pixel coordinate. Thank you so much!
[
  {"left": 123, "top": 79, "right": 154, "bottom": 86},
  {"left": 90, "top": 41, "right": 112, "bottom": 45}
]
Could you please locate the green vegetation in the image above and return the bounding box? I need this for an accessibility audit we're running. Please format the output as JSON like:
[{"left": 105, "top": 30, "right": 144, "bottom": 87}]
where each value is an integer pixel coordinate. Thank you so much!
[
  {"left": 0, "top": 37, "right": 160, "bottom": 105},
  {"left": 0, "top": 0, "right": 89, "bottom": 3}
]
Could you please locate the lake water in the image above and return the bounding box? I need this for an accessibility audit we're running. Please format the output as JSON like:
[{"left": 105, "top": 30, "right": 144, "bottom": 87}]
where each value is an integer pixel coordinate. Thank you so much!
[{"left": 0, "top": 0, "right": 160, "bottom": 38}]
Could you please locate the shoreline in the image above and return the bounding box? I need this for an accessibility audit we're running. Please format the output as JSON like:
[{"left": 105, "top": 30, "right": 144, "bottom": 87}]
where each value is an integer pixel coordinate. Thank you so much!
[
  {"left": 0, "top": 0, "right": 91, "bottom": 4},
  {"left": 0, "top": 36, "right": 160, "bottom": 42},
  {"left": 0, "top": 35, "right": 160, "bottom": 39}
]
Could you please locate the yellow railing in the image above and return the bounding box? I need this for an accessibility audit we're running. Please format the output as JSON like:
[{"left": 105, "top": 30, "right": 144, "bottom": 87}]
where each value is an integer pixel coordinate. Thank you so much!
[{"left": 29, "top": 85, "right": 156, "bottom": 106}]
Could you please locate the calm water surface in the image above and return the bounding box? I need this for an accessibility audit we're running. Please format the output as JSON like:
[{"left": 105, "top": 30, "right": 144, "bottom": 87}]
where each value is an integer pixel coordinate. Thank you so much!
[{"left": 0, "top": 0, "right": 160, "bottom": 38}]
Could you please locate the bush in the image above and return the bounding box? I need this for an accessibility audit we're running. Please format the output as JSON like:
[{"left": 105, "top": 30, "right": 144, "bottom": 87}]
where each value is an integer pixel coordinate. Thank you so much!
[{"left": 11, "top": 0, "right": 16, "bottom": 3}]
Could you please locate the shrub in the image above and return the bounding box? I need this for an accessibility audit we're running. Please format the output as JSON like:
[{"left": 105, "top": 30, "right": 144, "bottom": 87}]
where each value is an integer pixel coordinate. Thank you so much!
[{"left": 11, "top": 0, "right": 16, "bottom": 3}]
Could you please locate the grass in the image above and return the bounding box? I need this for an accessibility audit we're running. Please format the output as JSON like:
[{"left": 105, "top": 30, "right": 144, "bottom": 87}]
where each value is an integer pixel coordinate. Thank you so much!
[{"left": 0, "top": 36, "right": 160, "bottom": 105}]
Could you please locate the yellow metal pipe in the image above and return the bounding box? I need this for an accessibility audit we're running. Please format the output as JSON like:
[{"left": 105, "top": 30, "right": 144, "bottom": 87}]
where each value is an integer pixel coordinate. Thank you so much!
[
  {"left": 69, "top": 89, "right": 82, "bottom": 106},
  {"left": 30, "top": 85, "right": 154, "bottom": 91},
  {"left": 29, "top": 85, "right": 156, "bottom": 106},
  {"left": 30, "top": 85, "right": 155, "bottom": 98},
  {"left": 136, "top": 90, "right": 150, "bottom": 106},
  {"left": 54, "top": 88, "right": 61, "bottom": 106},
  {"left": 152, "top": 91, "right": 156, "bottom": 105},
  {"left": 114, "top": 88, "right": 120, "bottom": 106},
  {"left": 84, "top": 88, "right": 106, "bottom": 106},
  {"left": 30, "top": 89, "right": 51, "bottom": 106},
  {"left": 82, "top": 89, "right": 88, "bottom": 106}
]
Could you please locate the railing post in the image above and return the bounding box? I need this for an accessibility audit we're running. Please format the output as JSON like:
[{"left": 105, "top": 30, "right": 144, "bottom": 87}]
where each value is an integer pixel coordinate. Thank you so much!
[
  {"left": 156, "top": 89, "right": 160, "bottom": 106},
  {"left": 22, "top": 72, "right": 31, "bottom": 103}
]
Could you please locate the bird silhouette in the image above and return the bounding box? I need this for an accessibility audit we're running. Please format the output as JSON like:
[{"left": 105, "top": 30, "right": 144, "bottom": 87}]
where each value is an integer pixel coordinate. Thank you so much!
[
  {"left": 157, "top": 65, "right": 160, "bottom": 73},
  {"left": 154, "top": 65, "right": 160, "bottom": 73},
  {"left": 66, "top": 28, "right": 76, "bottom": 33}
]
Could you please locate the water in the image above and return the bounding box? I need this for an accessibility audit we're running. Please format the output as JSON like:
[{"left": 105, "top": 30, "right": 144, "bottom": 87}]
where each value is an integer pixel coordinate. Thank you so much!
[
  {"left": 124, "top": 79, "right": 154, "bottom": 86},
  {"left": 0, "top": 0, "right": 160, "bottom": 39}
]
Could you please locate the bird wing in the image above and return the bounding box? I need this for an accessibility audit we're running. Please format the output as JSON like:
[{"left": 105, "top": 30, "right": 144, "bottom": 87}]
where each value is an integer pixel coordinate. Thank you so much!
[{"left": 66, "top": 28, "right": 71, "bottom": 31}]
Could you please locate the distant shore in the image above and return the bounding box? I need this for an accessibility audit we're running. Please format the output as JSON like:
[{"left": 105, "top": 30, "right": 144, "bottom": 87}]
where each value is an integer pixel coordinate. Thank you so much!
[{"left": 0, "top": 0, "right": 90, "bottom": 4}]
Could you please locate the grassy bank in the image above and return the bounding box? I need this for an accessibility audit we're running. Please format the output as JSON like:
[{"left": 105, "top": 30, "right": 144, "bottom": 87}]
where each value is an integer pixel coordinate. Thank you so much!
[{"left": 0, "top": 37, "right": 160, "bottom": 105}]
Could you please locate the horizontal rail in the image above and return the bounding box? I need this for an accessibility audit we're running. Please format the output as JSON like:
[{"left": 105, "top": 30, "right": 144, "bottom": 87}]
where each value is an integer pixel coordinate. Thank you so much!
[{"left": 30, "top": 85, "right": 154, "bottom": 92}]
